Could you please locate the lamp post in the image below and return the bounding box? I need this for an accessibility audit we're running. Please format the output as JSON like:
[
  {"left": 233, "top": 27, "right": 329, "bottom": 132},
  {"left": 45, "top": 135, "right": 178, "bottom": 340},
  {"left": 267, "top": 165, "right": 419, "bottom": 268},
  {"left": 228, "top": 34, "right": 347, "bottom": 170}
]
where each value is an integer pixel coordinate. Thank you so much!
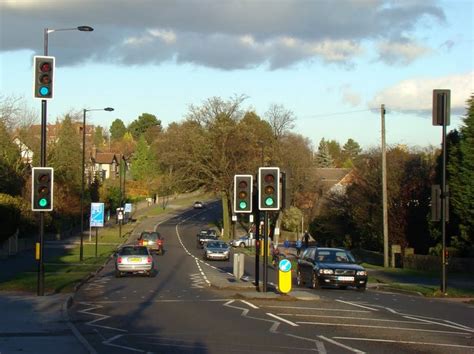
[
  {"left": 80, "top": 107, "right": 114, "bottom": 261},
  {"left": 37, "top": 25, "right": 93, "bottom": 296}
]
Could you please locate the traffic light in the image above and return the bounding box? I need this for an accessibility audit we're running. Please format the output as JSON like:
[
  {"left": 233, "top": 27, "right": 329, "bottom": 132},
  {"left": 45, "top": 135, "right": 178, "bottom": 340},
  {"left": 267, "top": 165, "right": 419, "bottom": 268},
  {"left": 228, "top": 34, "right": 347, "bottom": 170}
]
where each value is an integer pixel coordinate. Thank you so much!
[
  {"left": 258, "top": 167, "right": 280, "bottom": 211},
  {"left": 233, "top": 175, "right": 253, "bottom": 213},
  {"left": 33, "top": 56, "right": 55, "bottom": 100},
  {"left": 32, "top": 167, "right": 54, "bottom": 211}
]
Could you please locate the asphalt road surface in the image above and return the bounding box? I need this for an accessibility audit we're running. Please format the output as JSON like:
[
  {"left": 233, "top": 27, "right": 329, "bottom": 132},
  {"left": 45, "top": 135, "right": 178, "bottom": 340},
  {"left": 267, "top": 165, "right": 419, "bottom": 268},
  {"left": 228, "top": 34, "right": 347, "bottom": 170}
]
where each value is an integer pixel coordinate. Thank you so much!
[{"left": 69, "top": 203, "right": 474, "bottom": 353}]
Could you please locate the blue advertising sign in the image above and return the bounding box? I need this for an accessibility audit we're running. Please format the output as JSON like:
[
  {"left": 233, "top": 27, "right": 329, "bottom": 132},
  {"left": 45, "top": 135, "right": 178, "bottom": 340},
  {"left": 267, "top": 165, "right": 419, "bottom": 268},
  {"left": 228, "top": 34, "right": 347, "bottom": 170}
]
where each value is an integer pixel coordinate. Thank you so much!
[
  {"left": 90, "top": 203, "right": 105, "bottom": 227},
  {"left": 124, "top": 203, "right": 132, "bottom": 213}
]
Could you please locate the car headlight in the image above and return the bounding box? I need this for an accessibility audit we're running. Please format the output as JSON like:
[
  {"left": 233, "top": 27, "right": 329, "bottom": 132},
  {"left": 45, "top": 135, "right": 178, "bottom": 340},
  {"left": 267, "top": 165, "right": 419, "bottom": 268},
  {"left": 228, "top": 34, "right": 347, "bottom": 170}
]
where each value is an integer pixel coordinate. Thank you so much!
[
  {"left": 356, "top": 270, "right": 367, "bottom": 276},
  {"left": 224, "top": 251, "right": 229, "bottom": 255},
  {"left": 319, "top": 269, "right": 334, "bottom": 275}
]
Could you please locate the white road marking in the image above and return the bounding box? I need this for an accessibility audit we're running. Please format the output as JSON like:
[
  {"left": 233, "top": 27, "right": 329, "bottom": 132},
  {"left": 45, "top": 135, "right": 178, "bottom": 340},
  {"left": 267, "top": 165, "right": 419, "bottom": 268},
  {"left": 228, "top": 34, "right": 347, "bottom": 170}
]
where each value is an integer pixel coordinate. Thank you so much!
[
  {"left": 333, "top": 336, "right": 474, "bottom": 350},
  {"left": 263, "top": 305, "right": 370, "bottom": 313},
  {"left": 403, "top": 315, "right": 474, "bottom": 333},
  {"left": 77, "top": 302, "right": 127, "bottom": 332},
  {"left": 240, "top": 300, "right": 258, "bottom": 309},
  {"left": 297, "top": 321, "right": 468, "bottom": 335},
  {"left": 336, "top": 299, "right": 379, "bottom": 311},
  {"left": 266, "top": 313, "right": 299, "bottom": 327},
  {"left": 318, "top": 335, "right": 365, "bottom": 353},
  {"left": 277, "top": 313, "right": 435, "bottom": 324}
]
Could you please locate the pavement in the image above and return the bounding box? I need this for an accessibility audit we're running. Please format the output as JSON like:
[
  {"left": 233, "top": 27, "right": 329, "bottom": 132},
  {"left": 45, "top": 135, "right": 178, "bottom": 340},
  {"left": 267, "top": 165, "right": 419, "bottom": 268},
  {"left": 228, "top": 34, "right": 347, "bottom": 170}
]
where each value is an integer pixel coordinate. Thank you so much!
[{"left": 0, "top": 200, "right": 472, "bottom": 354}]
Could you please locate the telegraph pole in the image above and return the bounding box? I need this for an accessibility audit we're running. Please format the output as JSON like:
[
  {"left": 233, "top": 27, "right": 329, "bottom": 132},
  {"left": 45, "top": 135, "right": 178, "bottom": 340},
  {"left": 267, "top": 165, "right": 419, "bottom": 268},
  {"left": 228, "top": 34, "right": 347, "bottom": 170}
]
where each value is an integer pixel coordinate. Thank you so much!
[{"left": 381, "top": 104, "right": 389, "bottom": 268}]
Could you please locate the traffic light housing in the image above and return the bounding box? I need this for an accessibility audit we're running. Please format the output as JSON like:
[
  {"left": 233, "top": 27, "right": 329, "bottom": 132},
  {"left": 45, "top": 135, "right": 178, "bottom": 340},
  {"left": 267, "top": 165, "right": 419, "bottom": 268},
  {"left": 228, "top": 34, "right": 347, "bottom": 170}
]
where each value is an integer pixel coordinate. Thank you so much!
[
  {"left": 32, "top": 167, "right": 54, "bottom": 211},
  {"left": 258, "top": 167, "right": 280, "bottom": 211},
  {"left": 233, "top": 175, "right": 253, "bottom": 213},
  {"left": 33, "top": 56, "right": 55, "bottom": 100}
]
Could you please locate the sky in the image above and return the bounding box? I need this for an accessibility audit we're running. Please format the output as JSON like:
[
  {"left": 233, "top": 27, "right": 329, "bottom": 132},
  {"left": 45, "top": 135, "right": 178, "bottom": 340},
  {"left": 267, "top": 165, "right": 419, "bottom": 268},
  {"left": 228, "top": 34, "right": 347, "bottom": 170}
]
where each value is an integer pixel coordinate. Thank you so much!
[{"left": 1, "top": 0, "right": 473, "bottom": 150}]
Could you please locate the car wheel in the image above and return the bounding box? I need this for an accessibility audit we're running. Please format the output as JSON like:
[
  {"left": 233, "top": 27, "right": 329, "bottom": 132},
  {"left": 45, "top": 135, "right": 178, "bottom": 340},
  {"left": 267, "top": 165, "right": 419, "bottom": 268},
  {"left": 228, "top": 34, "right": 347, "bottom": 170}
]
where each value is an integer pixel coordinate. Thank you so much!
[
  {"left": 115, "top": 270, "right": 121, "bottom": 278},
  {"left": 311, "top": 272, "right": 320, "bottom": 289},
  {"left": 357, "top": 285, "right": 366, "bottom": 292},
  {"left": 296, "top": 270, "right": 304, "bottom": 286},
  {"left": 239, "top": 243, "right": 245, "bottom": 248}
]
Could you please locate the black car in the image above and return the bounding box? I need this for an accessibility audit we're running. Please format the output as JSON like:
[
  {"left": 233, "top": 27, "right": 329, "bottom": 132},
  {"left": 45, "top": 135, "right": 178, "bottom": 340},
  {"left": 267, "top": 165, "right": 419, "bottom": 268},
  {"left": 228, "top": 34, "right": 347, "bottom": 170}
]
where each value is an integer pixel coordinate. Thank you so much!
[
  {"left": 296, "top": 247, "right": 367, "bottom": 291},
  {"left": 196, "top": 229, "right": 219, "bottom": 248}
]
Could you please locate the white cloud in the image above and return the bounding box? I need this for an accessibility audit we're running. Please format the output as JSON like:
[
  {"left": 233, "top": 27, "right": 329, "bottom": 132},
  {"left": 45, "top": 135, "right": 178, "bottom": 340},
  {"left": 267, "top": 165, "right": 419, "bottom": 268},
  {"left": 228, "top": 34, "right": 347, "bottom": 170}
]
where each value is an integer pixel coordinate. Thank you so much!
[
  {"left": 376, "top": 39, "right": 432, "bottom": 65},
  {"left": 149, "top": 29, "right": 177, "bottom": 44},
  {"left": 369, "top": 71, "right": 474, "bottom": 114},
  {"left": 341, "top": 85, "right": 362, "bottom": 106}
]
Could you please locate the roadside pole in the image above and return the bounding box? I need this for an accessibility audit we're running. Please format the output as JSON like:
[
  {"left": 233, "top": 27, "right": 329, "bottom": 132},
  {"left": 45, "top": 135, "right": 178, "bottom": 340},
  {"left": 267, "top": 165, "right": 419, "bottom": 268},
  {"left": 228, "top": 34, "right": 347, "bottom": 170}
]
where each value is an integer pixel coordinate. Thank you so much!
[
  {"left": 263, "top": 211, "right": 269, "bottom": 292},
  {"left": 95, "top": 228, "right": 98, "bottom": 258}
]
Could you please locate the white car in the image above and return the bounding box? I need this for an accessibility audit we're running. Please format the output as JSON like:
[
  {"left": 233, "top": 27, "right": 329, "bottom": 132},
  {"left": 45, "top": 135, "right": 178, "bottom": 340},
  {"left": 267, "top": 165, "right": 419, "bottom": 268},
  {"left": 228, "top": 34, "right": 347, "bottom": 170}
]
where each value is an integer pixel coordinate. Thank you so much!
[
  {"left": 230, "top": 235, "right": 256, "bottom": 248},
  {"left": 193, "top": 201, "right": 204, "bottom": 209}
]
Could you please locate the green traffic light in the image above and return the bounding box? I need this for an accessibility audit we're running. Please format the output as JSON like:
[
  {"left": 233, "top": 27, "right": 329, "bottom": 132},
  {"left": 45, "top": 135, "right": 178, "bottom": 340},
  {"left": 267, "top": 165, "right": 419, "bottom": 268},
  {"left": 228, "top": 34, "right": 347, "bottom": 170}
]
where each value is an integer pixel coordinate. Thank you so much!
[
  {"left": 239, "top": 201, "right": 247, "bottom": 209},
  {"left": 265, "top": 197, "right": 274, "bottom": 206},
  {"left": 39, "top": 198, "right": 48, "bottom": 207}
]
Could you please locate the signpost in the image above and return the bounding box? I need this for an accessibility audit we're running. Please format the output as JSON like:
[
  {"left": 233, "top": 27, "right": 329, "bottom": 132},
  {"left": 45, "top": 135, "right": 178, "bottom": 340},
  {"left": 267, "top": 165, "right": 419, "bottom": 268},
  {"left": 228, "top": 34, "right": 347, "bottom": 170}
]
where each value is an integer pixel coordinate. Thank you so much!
[{"left": 90, "top": 203, "right": 104, "bottom": 257}]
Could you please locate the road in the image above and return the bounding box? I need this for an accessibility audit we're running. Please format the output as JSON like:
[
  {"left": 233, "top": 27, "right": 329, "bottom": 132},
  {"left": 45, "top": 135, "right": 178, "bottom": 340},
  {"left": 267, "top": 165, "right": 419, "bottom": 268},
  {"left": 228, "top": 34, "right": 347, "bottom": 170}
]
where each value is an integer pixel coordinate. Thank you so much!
[{"left": 68, "top": 202, "right": 474, "bottom": 353}]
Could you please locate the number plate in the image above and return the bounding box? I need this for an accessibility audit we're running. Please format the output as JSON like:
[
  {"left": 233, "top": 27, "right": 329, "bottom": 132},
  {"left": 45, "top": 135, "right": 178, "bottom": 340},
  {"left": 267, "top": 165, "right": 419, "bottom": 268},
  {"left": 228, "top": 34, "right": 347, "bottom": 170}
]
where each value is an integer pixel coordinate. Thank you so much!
[
  {"left": 337, "top": 276, "right": 354, "bottom": 281},
  {"left": 129, "top": 257, "right": 141, "bottom": 263}
]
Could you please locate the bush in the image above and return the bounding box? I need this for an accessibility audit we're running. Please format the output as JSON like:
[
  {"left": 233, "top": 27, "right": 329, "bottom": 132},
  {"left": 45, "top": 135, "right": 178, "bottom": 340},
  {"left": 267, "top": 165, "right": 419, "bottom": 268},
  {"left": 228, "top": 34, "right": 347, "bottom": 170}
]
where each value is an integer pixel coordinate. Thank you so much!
[{"left": 0, "top": 193, "right": 36, "bottom": 243}]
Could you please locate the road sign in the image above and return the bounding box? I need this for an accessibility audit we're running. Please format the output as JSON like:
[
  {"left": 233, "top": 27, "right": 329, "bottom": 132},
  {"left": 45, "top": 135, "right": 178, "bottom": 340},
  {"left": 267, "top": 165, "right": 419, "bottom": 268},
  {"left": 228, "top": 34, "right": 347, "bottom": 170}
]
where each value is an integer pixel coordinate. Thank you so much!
[
  {"left": 124, "top": 203, "right": 132, "bottom": 213},
  {"left": 278, "top": 258, "right": 292, "bottom": 294},
  {"left": 90, "top": 203, "right": 105, "bottom": 227}
]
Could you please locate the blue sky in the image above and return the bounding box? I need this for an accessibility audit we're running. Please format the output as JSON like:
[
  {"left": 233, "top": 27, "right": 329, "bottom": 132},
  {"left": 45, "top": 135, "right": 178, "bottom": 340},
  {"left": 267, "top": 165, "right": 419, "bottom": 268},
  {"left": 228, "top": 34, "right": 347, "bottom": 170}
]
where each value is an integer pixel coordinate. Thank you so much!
[{"left": 1, "top": 0, "right": 473, "bottom": 150}]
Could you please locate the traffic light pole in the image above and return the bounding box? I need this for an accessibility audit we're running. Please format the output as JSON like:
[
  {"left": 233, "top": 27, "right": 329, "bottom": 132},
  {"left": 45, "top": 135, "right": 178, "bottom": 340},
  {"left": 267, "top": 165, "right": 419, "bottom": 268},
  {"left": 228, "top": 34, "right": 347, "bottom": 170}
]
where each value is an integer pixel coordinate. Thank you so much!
[
  {"left": 37, "top": 99, "right": 47, "bottom": 296},
  {"left": 263, "top": 211, "right": 269, "bottom": 292}
]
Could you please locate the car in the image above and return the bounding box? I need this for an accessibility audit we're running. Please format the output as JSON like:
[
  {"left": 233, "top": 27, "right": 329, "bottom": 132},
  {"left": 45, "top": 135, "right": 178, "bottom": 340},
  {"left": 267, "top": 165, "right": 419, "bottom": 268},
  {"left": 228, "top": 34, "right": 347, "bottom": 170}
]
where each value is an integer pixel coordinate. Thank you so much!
[
  {"left": 114, "top": 245, "right": 154, "bottom": 277},
  {"left": 196, "top": 229, "right": 219, "bottom": 248},
  {"left": 193, "top": 201, "right": 204, "bottom": 209},
  {"left": 204, "top": 240, "right": 231, "bottom": 261},
  {"left": 230, "top": 235, "right": 256, "bottom": 248},
  {"left": 296, "top": 247, "right": 368, "bottom": 291},
  {"left": 137, "top": 231, "right": 164, "bottom": 254}
]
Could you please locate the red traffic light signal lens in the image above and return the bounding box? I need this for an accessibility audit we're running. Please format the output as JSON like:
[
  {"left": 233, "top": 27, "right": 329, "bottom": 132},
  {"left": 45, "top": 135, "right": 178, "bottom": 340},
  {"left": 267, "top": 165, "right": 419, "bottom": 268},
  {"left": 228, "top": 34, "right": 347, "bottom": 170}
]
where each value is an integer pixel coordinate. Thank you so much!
[
  {"left": 40, "top": 62, "right": 51, "bottom": 72},
  {"left": 264, "top": 174, "right": 275, "bottom": 183},
  {"left": 38, "top": 174, "right": 50, "bottom": 183},
  {"left": 238, "top": 181, "right": 248, "bottom": 188}
]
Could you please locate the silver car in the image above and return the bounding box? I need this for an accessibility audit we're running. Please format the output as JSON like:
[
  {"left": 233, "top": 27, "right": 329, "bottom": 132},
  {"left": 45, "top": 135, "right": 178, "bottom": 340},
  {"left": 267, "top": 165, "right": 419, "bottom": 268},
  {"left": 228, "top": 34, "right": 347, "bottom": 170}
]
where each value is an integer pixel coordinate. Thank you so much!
[
  {"left": 115, "top": 245, "right": 154, "bottom": 277},
  {"left": 204, "top": 241, "right": 231, "bottom": 261},
  {"left": 230, "top": 235, "right": 256, "bottom": 248}
]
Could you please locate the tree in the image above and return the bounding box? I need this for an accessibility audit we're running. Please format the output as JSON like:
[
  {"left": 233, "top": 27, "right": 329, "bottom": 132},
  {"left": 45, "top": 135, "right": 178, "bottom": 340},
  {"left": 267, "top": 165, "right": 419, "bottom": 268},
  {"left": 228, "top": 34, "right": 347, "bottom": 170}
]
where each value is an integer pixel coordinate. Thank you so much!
[
  {"left": 93, "top": 125, "right": 106, "bottom": 148},
  {"left": 342, "top": 138, "right": 362, "bottom": 167},
  {"left": 130, "top": 135, "right": 158, "bottom": 182},
  {"left": 326, "top": 140, "right": 343, "bottom": 167},
  {"left": 315, "top": 138, "right": 334, "bottom": 167},
  {"left": 110, "top": 119, "right": 127, "bottom": 141},
  {"left": 0, "top": 121, "right": 23, "bottom": 196},
  {"left": 265, "top": 103, "right": 296, "bottom": 140},
  {"left": 128, "top": 113, "right": 162, "bottom": 141},
  {"left": 448, "top": 95, "right": 474, "bottom": 255}
]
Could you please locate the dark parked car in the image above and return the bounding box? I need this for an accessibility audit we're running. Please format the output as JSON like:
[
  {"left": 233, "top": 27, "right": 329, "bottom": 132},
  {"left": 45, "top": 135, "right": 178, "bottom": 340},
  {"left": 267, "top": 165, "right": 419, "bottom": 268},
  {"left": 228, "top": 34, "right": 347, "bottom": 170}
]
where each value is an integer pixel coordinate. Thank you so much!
[
  {"left": 138, "top": 231, "right": 164, "bottom": 255},
  {"left": 296, "top": 247, "right": 367, "bottom": 291},
  {"left": 196, "top": 229, "right": 219, "bottom": 248}
]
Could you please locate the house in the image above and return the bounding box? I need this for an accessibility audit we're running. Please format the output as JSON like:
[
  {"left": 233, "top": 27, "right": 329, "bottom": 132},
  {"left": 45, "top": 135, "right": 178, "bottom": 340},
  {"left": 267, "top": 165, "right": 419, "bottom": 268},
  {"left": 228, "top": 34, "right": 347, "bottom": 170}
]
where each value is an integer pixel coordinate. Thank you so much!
[
  {"left": 12, "top": 137, "right": 34, "bottom": 165},
  {"left": 91, "top": 152, "right": 120, "bottom": 181}
]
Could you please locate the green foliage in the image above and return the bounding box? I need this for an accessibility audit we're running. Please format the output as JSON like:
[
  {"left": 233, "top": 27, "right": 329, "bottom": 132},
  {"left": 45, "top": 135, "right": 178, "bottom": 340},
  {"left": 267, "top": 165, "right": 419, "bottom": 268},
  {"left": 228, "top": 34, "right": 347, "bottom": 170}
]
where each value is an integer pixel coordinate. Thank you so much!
[
  {"left": 128, "top": 113, "right": 161, "bottom": 141},
  {"left": 315, "top": 138, "right": 334, "bottom": 167},
  {"left": 49, "top": 115, "right": 82, "bottom": 192},
  {"left": 130, "top": 135, "right": 158, "bottom": 181},
  {"left": 447, "top": 95, "right": 474, "bottom": 255},
  {"left": 99, "top": 180, "right": 122, "bottom": 212},
  {"left": 0, "top": 193, "right": 35, "bottom": 243},
  {"left": 110, "top": 119, "right": 127, "bottom": 140},
  {"left": 281, "top": 206, "right": 303, "bottom": 232},
  {"left": 93, "top": 126, "right": 106, "bottom": 147},
  {"left": 0, "top": 122, "right": 23, "bottom": 195}
]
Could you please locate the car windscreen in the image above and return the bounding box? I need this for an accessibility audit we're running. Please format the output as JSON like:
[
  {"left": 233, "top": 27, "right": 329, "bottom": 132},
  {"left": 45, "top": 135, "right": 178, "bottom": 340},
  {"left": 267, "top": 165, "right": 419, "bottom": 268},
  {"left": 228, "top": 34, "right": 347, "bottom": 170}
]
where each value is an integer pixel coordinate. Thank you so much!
[{"left": 119, "top": 247, "right": 149, "bottom": 256}]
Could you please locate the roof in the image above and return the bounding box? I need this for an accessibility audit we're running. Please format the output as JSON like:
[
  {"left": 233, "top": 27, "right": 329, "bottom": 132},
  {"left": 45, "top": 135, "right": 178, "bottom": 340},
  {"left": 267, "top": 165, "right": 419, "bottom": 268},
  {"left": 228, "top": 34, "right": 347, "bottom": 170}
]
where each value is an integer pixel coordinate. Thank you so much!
[{"left": 93, "top": 153, "right": 118, "bottom": 164}]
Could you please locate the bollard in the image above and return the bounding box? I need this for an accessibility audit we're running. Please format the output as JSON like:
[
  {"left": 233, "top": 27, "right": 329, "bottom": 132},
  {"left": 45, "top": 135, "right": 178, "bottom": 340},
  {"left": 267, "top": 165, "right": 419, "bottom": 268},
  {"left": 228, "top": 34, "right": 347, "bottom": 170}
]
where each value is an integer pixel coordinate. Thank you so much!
[{"left": 233, "top": 253, "right": 244, "bottom": 279}]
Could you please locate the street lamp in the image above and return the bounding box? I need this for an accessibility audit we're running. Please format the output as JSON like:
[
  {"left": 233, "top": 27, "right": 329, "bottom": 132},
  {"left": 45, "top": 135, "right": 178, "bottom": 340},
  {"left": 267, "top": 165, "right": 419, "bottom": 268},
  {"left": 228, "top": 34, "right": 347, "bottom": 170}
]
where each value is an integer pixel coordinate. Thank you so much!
[
  {"left": 80, "top": 107, "right": 114, "bottom": 261},
  {"left": 37, "top": 25, "right": 93, "bottom": 296}
]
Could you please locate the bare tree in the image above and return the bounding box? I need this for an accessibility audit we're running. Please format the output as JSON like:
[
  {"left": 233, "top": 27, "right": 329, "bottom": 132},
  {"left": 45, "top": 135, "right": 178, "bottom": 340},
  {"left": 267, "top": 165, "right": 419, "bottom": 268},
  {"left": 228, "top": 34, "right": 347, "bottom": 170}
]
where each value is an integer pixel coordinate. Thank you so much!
[
  {"left": 265, "top": 103, "right": 296, "bottom": 139},
  {"left": 0, "top": 94, "right": 38, "bottom": 131}
]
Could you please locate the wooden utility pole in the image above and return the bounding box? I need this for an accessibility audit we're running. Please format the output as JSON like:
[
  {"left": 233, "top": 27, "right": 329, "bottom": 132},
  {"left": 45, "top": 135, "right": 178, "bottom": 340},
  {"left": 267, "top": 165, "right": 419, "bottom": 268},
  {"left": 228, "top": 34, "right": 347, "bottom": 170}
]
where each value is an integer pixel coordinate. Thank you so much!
[{"left": 381, "top": 104, "right": 389, "bottom": 268}]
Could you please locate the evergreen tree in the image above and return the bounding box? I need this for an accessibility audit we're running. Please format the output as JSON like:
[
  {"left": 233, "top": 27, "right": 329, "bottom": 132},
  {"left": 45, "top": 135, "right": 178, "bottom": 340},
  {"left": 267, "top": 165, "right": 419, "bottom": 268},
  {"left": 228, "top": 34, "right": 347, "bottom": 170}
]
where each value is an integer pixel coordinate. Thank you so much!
[
  {"left": 128, "top": 113, "right": 161, "bottom": 141},
  {"left": 342, "top": 138, "right": 362, "bottom": 167},
  {"left": 315, "top": 138, "right": 334, "bottom": 167},
  {"left": 130, "top": 135, "right": 157, "bottom": 181},
  {"left": 110, "top": 119, "right": 127, "bottom": 140},
  {"left": 449, "top": 95, "right": 474, "bottom": 254}
]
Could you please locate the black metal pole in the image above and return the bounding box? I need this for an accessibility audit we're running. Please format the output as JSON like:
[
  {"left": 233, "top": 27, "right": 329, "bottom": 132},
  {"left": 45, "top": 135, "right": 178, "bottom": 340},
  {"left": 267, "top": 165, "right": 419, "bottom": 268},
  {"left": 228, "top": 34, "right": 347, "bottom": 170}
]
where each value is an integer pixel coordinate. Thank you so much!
[
  {"left": 254, "top": 211, "right": 260, "bottom": 291},
  {"left": 80, "top": 109, "right": 86, "bottom": 261},
  {"left": 263, "top": 211, "right": 268, "bottom": 292},
  {"left": 441, "top": 95, "right": 447, "bottom": 294},
  {"left": 95, "top": 227, "right": 98, "bottom": 258}
]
